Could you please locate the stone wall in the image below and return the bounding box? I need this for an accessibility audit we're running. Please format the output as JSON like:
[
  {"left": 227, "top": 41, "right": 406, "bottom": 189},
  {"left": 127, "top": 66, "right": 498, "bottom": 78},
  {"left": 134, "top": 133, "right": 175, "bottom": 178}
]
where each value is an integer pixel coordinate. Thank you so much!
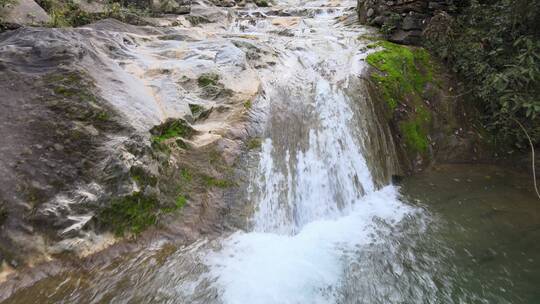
[{"left": 357, "top": 0, "right": 464, "bottom": 45}]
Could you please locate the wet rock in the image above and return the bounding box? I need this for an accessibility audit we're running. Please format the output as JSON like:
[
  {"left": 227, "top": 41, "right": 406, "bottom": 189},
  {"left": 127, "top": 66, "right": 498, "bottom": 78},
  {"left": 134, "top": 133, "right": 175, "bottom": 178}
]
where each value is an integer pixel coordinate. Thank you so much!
[{"left": 209, "top": 0, "right": 236, "bottom": 7}]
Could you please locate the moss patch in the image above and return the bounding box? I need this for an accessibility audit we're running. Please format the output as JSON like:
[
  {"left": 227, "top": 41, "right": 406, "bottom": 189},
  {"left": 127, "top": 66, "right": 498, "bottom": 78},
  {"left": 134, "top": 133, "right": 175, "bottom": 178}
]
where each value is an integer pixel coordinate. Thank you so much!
[
  {"left": 130, "top": 166, "right": 158, "bottom": 187},
  {"left": 202, "top": 175, "right": 235, "bottom": 188},
  {"left": 366, "top": 41, "right": 433, "bottom": 111},
  {"left": 99, "top": 192, "right": 159, "bottom": 236},
  {"left": 150, "top": 119, "right": 195, "bottom": 144},
  {"left": 197, "top": 73, "right": 219, "bottom": 87},
  {"left": 254, "top": 0, "right": 269, "bottom": 7},
  {"left": 243, "top": 100, "right": 253, "bottom": 110},
  {"left": 189, "top": 104, "right": 204, "bottom": 116},
  {"left": 247, "top": 138, "right": 262, "bottom": 150},
  {"left": 366, "top": 41, "right": 435, "bottom": 153}
]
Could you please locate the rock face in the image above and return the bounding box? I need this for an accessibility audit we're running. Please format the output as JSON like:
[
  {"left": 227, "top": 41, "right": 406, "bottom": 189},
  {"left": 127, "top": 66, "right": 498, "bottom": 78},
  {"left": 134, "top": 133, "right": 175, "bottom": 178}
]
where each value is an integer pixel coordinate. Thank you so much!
[
  {"left": 0, "top": 0, "right": 50, "bottom": 27},
  {"left": 0, "top": 3, "right": 263, "bottom": 272},
  {"left": 357, "top": 0, "right": 464, "bottom": 45},
  {"left": 362, "top": 40, "right": 487, "bottom": 173}
]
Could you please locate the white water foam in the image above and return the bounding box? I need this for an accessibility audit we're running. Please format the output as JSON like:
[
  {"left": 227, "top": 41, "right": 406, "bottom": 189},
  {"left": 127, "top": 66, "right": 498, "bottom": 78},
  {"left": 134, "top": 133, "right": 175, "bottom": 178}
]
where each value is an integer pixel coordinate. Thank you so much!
[{"left": 206, "top": 187, "right": 411, "bottom": 304}]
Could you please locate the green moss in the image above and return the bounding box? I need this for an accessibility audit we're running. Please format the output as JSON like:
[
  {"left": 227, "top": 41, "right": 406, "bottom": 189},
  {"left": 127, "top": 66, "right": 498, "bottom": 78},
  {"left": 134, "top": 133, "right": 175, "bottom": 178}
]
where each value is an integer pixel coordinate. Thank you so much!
[
  {"left": 130, "top": 166, "right": 158, "bottom": 187},
  {"left": 208, "top": 150, "right": 222, "bottom": 165},
  {"left": 96, "top": 111, "right": 110, "bottom": 122},
  {"left": 243, "top": 100, "right": 253, "bottom": 110},
  {"left": 197, "top": 73, "right": 219, "bottom": 87},
  {"left": 163, "top": 194, "right": 188, "bottom": 213},
  {"left": 247, "top": 138, "right": 262, "bottom": 150},
  {"left": 202, "top": 175, "right": 235, "bottom": 188},
  {"left": 189, "top": 104, "right": 204, "bottom": 116},
  {"left": 366, "top": 41, "right": 433, "bottom": 111},
  {"left": 100, "top": 192, "right": 159, "bottom": 236},
  {"left": 180, "top": 168, "right": 193, "bottom": 182},
  {"left": 366, "top": 41, "right": 435, "bottom": 153},
  {"left": 254, "top": 0, "right": 269, "bottom": 6},
  {"left": 400, "top": 119, "right": 429, "bottom": 152},
  {"left": 151, "top": 119, "right": 195, "bottom": 144},
  {"left": 175, "top": 195, "right": 187, "bottom": 209}
]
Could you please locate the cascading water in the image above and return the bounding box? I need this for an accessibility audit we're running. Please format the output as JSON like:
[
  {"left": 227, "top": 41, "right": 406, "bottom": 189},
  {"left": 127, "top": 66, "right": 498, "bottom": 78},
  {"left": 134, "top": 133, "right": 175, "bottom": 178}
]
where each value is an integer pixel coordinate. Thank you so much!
[
  {"left": 201, "top": 3, "right": 415, "bottom": 303},
  {"left": 3, "top": 0, "right": 539, "bottom": 303}
]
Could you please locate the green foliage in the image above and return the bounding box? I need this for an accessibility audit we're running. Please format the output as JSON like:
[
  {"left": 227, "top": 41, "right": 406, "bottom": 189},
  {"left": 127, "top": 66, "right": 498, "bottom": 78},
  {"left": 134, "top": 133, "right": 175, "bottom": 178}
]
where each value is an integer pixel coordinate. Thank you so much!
[
  {"left": 423, "top": 0, "right": 540, "bottom": 147},
  {"left": 39, "top": 0, "right": 92, "bottom": 27},
  {"left": 366, "top": 41, "right": 433, "bottom": 111},
  {"left": 243, "top": 100, "right": 252, "bottom": 110},
  {"left": 151, "top": 119, "right": 195, "bottom": 144}
]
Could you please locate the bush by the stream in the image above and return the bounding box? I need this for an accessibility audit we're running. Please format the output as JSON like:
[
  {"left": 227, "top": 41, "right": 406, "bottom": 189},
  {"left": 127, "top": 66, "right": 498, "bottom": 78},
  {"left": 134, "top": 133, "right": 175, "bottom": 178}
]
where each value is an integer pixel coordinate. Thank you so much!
[{"left": 423, "top": 0, "right": 540, "bottom": 149}]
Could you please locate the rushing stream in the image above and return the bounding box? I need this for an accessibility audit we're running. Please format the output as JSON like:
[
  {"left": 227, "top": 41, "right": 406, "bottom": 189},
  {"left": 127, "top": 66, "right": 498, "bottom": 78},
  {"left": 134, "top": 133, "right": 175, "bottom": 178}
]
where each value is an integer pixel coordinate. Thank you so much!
[{"left": 2, "top": 0, "right": 540, "bottom": 303}]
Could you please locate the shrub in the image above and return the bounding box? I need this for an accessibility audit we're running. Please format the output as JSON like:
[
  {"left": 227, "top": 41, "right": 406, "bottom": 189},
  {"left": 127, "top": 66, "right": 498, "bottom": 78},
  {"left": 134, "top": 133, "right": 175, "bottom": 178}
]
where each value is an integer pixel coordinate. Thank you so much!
[{"left": 423, "top": 0, "right": 540, "bottom": 148}]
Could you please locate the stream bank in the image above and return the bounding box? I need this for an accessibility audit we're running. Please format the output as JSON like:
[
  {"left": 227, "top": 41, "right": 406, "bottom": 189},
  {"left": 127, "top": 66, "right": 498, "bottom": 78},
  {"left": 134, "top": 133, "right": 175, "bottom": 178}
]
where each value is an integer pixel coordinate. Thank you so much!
[{"left": 0, "top": 0, "right": 539, "bottom": 302}]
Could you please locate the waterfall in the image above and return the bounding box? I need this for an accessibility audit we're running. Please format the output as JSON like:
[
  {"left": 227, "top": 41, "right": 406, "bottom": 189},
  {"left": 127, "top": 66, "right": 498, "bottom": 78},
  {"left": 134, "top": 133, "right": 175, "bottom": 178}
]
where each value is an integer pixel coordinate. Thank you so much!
[{"left": 203, "top": 4, "right": 414, "bottom": 303}]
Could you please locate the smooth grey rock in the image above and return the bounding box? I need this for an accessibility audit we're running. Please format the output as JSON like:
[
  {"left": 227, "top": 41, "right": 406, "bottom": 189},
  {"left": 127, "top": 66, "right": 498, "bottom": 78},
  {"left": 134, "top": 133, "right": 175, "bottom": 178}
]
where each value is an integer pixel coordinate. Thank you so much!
[
  {"left": 72, "top": 0, "right": 108, "bottom": 14},
  {"left": 0, "top": 0, "right": 50, "bottom": 26}
]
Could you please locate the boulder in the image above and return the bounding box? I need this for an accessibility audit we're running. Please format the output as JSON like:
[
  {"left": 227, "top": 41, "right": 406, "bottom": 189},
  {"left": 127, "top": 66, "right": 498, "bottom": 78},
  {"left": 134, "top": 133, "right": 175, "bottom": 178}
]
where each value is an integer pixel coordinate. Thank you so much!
[
  {"left": 0, "top": 0, "right": 50, "bottom": 26},
  {"left": 72, "top": 0, "right": 108, "bottom": 14},
  {"left": 151, "top": 0, "right": 191, "bottom": 14}
]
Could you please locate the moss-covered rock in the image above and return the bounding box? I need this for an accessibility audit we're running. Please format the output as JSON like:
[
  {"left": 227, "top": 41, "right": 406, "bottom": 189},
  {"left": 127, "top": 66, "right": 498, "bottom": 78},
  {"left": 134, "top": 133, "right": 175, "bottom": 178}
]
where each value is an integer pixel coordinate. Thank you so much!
[
  {"left": 367, "top": 41, "right": 433, "bottom": 154},
  {"left": 365, "top": 40, "right": 485, "bottom": 173}
]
